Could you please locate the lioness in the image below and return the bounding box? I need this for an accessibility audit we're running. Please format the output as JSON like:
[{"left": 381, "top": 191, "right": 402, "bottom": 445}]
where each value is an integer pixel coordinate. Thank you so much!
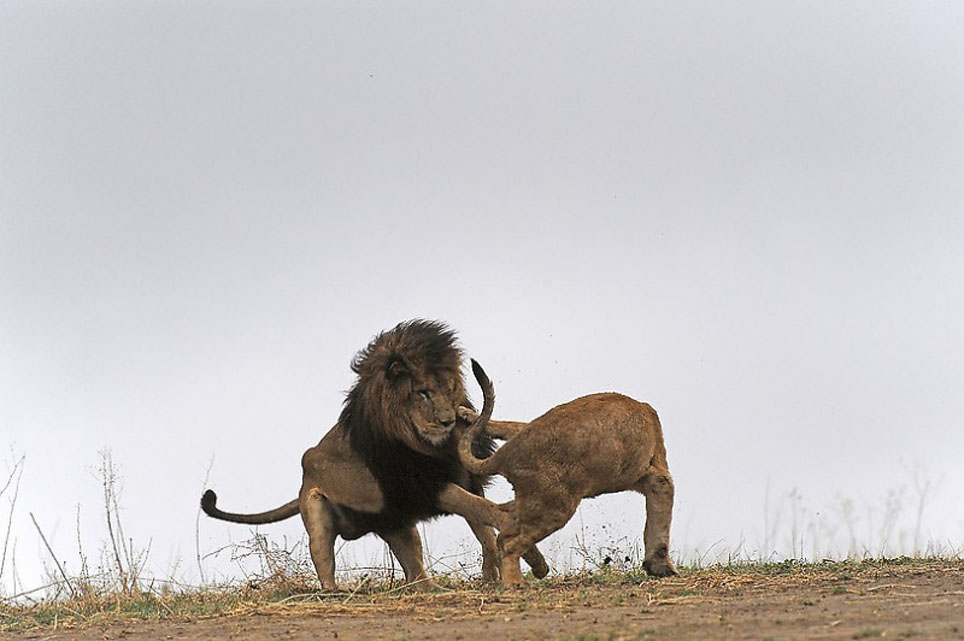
[
  {"left": 458, "top": 360, "right": 679, "bottom": 585},
  {"left": 201, "top": 320, "right": 547, "bottom": 591}
]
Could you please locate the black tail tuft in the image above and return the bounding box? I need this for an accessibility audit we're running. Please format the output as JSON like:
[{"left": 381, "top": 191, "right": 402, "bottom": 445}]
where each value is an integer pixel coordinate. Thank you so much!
[
  {"left": 470, "top": 358, "right": 489, "bottom": 388},
  {"left": 200, "top": 489, "right": 218, "bottom": 515},
  {"left": 470, "top": 358, "right": 495, "bottom": 424}
]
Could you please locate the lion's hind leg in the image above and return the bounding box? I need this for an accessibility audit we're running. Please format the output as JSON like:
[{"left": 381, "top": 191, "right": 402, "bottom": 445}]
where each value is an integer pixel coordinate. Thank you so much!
[
  {"left": 634, "top": 470, "right": 679, "bottom": 577},
  {"left": 500, "top": 491, "right": 577, "bottom": 586},
  {"left": 522, "top": 544, "right": 550, "bottom": 579},
  {"left": 499, "top": 500, "right": 551, "bottom": 579},
  {"left": 461, "top": 498, "right": 549, "bottom": 582},
  {"left": 301, "top": 487, "right": 339, "bottom": 590}
]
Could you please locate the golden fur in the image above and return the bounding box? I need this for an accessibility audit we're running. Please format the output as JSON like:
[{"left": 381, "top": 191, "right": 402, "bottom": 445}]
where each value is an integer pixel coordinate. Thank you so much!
[{"left": 458, "top": 360, "right": 679, "bottom": 585}]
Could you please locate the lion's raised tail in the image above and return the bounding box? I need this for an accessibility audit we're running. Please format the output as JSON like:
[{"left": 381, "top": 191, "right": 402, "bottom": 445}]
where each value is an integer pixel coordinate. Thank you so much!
[
  {"left": 458, "top": 359, "right": 502, "bottom": 476},
  {"left": 200, "top": 490, "right": 300, "bottom": 525}
]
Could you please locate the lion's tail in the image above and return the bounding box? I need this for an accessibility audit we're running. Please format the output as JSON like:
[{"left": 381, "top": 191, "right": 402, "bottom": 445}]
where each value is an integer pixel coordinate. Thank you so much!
[
  {"left": 458, "top": 359, "right": 502, "bottom": 476},
  {"left": 200, "top": 490, "right": 300, "bottom": 525}
]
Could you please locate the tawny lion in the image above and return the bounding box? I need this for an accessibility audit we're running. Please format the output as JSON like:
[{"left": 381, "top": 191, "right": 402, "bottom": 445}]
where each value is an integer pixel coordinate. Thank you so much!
[{"left": 458, "top": 360, "right": 678, "bottom": 585}]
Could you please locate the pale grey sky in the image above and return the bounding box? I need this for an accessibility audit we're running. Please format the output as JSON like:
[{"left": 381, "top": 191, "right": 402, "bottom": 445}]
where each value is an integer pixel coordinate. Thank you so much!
[{"left": 2, "top": 2, "right": 963, "bottom": 591}]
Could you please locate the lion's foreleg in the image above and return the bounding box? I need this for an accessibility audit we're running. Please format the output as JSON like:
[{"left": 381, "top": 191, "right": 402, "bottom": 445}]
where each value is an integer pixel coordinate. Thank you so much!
[
  {"left": 381, "top": 526, "right": 440, "bottom": 592},
  {"left": 457, "top": 407, "right": 529, "bottom": 440},
  {"left": 301, "top": 487, "right": 338, "bottom": 590},
  {"left": 466, "top": 519, "right": 502, "bottom": 582},
  {"left": 437, "top": 484, "right": 506, "bottom": 581},
  {"left": 437, "top": 484, "right": 508, "bottom": 529},
  {"left": 486, "top": 420, "right": 530, "bottom": 440}
]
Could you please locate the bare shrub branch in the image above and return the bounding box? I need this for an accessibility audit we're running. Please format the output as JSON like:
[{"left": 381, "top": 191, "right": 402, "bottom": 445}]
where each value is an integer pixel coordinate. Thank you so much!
[
  {"left": 28, "top": 512, "right": 75, "bottom": 598},
  {"left": 0, "top": 453, "right": 25, "bottom": 587}
]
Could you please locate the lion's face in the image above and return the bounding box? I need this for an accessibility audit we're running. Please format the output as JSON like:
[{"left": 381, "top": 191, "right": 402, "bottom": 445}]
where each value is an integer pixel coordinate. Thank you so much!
[
  {"left": 342, "top": 319, "right": 471, "bottom": 455},
  {"left": 406, "top": 370, "right": 462, "bottom": 446}
]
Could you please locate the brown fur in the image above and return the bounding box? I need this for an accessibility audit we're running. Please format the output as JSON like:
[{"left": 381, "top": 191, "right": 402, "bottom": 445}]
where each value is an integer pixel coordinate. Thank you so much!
[
  {"left": 201, "top": 321, "right": 547, "bottom": 591},
  {"left": 458, "top": 360, "right": 679, "bottom": 585}
]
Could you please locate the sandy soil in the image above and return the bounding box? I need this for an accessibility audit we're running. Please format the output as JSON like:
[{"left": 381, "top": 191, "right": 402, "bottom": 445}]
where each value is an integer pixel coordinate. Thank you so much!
[{"left": 7, "top": 561, "right": 964, "bottom": 641}]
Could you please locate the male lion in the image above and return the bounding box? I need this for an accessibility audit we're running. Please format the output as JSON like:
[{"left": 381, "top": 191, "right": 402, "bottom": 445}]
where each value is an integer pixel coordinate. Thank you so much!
[
  {"left": 457, "top": 360, "right": 679, "bottom": 586},
  {"left": 201, "top": 320, "right": 547, "bottom": 591}
]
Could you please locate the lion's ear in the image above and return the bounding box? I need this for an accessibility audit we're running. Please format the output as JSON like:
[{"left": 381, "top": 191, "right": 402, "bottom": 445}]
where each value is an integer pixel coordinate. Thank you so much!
[{"left": 387, "top": 358, "right": 408, "bottom": 380}]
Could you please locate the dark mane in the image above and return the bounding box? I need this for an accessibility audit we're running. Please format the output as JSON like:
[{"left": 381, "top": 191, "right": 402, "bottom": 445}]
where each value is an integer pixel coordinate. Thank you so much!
[
  {"left": 338, "top": 319, "right": 495, "bottom": 530},
  {"left": 349, "top": 318, "right": 463, "bottom": 382}
]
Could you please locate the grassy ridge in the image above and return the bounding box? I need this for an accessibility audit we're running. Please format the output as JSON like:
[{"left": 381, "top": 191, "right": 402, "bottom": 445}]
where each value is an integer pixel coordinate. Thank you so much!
[{"left": 3, "top": 557, "right": 960, "bottom": 633}]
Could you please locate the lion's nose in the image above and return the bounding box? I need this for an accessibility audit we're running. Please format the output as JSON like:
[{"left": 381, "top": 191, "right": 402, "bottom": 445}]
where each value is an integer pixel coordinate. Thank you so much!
[{"left": 439, "top": 415, "right": 456, "bottom": 428}]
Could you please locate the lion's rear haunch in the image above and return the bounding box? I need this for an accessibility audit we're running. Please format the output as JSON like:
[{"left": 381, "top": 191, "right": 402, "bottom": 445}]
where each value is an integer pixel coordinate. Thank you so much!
[{"left": 199, "top": 489, "right": 300, "bottom": 525}]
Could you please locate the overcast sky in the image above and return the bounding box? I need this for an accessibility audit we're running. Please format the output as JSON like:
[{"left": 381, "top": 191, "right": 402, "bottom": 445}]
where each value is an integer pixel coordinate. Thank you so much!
[{"left": 2, "top": 2, "right": 963, "bottom": 592}]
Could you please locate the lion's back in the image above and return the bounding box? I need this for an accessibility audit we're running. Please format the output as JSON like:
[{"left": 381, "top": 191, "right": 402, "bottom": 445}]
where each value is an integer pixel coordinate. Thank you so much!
[{"left": 500, "top": 392, "right": 663, "bottom": 491}]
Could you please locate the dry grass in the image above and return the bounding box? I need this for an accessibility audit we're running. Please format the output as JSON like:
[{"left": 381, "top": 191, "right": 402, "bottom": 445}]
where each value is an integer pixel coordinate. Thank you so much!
[
  {"left": 2, "top": 451, "right": 960, "bottom": 637},
  {"left": 2, "top": 557, "right": 960, "bottom": 634}
]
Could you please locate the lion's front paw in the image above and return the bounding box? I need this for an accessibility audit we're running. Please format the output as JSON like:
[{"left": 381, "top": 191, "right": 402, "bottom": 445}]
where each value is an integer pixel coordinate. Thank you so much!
[
  {"left": 481, "top": 562, "right": 501, "bottom": 583},
  {"left": 411, "top": 578, "right": 443, "bottom": 592},
  {"left": 458, "top": 406, "right": 480, "bottom": 423}
]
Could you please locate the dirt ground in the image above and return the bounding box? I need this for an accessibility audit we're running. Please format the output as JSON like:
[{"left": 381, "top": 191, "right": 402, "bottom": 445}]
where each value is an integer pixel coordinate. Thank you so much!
[{"left": 6, "top": 560, "right": 963, "bottom": 641}]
